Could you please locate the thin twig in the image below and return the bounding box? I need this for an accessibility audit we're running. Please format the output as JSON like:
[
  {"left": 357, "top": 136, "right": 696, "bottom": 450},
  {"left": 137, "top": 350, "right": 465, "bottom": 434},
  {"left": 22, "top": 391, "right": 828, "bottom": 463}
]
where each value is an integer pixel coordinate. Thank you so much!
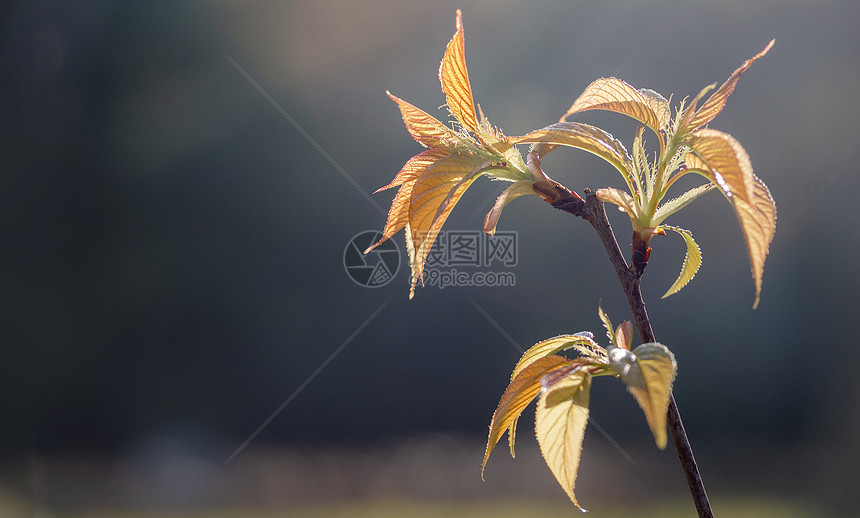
[{"left": 552, "top": 188, "right": 714, "bottom": 518}]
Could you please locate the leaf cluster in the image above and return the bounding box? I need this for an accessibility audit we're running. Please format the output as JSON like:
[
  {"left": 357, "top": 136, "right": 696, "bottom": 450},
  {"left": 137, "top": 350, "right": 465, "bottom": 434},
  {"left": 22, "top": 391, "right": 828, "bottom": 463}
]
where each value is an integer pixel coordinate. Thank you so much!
[
  {"left": 368, "top": 10, "right": 775, "bottom": 306},
  {"left": 481, "top": 307, "right": 677, "bottom": 511},
  {"left": 367, "top": 10, "right": 776, "bottom": 512}
]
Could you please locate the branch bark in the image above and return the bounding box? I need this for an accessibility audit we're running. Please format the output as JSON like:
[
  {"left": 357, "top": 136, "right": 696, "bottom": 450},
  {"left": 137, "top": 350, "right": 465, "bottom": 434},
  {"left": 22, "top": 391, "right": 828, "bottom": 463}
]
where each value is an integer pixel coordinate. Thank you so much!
[{"left": 553, "top": 188, "right": 714, "bottom": 518}]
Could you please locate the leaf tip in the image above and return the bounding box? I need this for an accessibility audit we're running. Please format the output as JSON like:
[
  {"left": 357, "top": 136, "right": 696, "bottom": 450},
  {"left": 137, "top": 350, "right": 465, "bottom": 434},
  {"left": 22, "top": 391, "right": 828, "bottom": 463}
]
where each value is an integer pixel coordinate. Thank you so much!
[
  {"left": 760, "top": 39, "right": 775, "bottom": 58},
  {"left": 655, "top": 425, "right": 668, "bottom": 450}
]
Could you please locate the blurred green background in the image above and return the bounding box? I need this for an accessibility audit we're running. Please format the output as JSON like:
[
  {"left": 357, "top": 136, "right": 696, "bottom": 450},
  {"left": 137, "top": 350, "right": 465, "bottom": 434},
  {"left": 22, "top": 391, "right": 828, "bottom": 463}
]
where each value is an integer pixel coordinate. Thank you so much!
[{"left": 2, "top": 0, "right": 858, "bottom": 516}]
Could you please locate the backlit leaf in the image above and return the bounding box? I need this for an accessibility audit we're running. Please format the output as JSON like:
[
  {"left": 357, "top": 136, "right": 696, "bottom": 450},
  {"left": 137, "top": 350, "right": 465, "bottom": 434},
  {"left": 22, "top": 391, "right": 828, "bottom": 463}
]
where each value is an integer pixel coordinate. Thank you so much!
[
  {"left": 512, "top": 122, "right": 633, "bottom": 177},
  {"left": 652, "top": 183, "right": 715, "bottom": 225},
  {"left": 686, "top": 128, "right": 755, "bottom": 202},
  {"left": 483, "top": 181, "right": 536, "bottom": 236},
  {"left": 598, "top": 304, "right": 614, "bottom": 347},
  {"left": 658, "top": 226, "right": 703, "bottom": 299},
  {"left": 732, "top": 175, "right": 776, "bottom": 308},
  {"left": 439, "top": 10, "right": 480, "bottom": 134},
  {"left": 561, "top": 77, "right": 662, "bottom": 133},
  {"left": 615, "top": 321, "right": 633, "bottom": 351},
  {"left": 596, "top": 187, "right": 637, "bottom": 218},
  {"left": 508, "top": 416, "right": 518, "bottom": 457},
  {"left": 407, "top": 153, "right": 487, "bottom": 297},
  {"left": 510, "top": 334, "right": 602, "bottom": 383},
  {"left": 632, "top": 125, "right": 650, "bottom": 194},
  {"left": 677, "top": 83, "right": 715, "bottom": 131},
  {"left": 639, "top": 88, "right": 672, "bottom": 132},
  {"left": 685, "top": 40, "right": 774, "bottom": 130},
  {"left": 374, "top": 148, "right": 452, "bottom": 194},
  {"left": 623, "top": 343, "right": 677, "bottom": 449},
  {"left": 501, "top": 334, "right": 605, "bottom": 460},
  {"left": 687, "top": 143, "right": 775, "bottom": 307},
  {"left": 535, "top": 367, "right": 592, "bottom": 511},
  {"left": 482, "top": 355, "right": 571, "bottom": 479},
  {"left": 387, "top": 91, "right": 458, "bottom": 148},
  {"left": 365, "top": 149, "right": 454, "bottom": 254}
]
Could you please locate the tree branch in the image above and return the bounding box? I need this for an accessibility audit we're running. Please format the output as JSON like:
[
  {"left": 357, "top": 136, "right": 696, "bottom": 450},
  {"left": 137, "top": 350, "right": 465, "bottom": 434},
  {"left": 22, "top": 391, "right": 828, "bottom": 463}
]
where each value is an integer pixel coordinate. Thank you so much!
[{"left": 552, "top": 188, "right": 714, "bottom": 518}]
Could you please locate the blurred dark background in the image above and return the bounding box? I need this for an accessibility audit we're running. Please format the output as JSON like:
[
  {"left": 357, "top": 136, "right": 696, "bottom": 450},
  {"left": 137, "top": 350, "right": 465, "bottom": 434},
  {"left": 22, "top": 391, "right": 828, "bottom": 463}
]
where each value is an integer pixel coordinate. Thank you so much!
[{"left": 2, "top": 0, "right": 859, "bottom": 516}]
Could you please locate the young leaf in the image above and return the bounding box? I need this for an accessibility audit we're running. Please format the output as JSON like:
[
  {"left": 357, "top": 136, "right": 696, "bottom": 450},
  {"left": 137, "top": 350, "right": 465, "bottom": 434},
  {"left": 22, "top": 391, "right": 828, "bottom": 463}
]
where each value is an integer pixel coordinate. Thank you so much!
[
  {"left": 615, "top": 321, "right": 634, "bottom": 351},
  {"left": 652, "top": 183, "right": 715, "bottom": 225},
  {"left": 373, "top": 148, "right": 453, "bottom": 194},
  {"left": 509, "top": 334, "right": 602, "bottom": 382},
  {"left": 535, "top": 367, "right": 592, "bottom": 511},
  {"left": 498, "top": 334, "right": 605, "bottom": 462},
  {"left": 598, "top": 304, "right": 615, "bottom": 347},
  {"left": 407, "top": 155, "right": 488, "bottom": 297},
  {"left": 483, "top": 181, "right": 536, "bottom": 236},
  {"left": 677, "top": 83, "right": 716, "bottom": 131},
  {"left": 508, "top": 415, "right": 518, "bottom": 457},
  {"left": 560, "top": 77, "right": 662, "bottom": 134},
  {"left": 387, "top": 92, "right": 457, "bottom": 148},
  {"left": 732, "top": 175, "right": 776, "bottom": 308},
  {"left": 512, "top": 122, "right": 633, "bottom": 178},
  {"left": 366, "top": 149, "right": 455, "bottom": 255},
  {"left": 482, "top": 355, "right": 571, "bottom": 478},
  {"left": 631, "top": 125, "right": 650, "bottom": 194},
  {"left": 439, "top": 10, "right": 480, "bottom": 135},
  {"left": 684, "top": 40, "right": 774, "bottom": 131},
  {"left": 685, "top": 128, "right": 755, "bottom": 202},
  {"left": 658, "top": 225, "right": 703, "bottom": 299},
  {"left": 596, "top": 187, "right": 637, "bottom": 218},
  {"left": 638, "top": 88, "right": 672, "bottom": 132},
  {"left": 685, "top": 153, "right": 776, "bottom": 307},
  {"left": 623, "top": 343, "right": 677, "bottom": 449}
]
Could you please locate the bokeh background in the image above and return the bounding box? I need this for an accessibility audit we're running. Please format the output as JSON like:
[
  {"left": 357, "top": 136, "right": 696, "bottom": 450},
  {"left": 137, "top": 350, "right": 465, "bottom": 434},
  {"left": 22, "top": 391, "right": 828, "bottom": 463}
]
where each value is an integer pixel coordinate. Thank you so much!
[{"left": 3, "top": 0, "right": 859, "bottom": 516}]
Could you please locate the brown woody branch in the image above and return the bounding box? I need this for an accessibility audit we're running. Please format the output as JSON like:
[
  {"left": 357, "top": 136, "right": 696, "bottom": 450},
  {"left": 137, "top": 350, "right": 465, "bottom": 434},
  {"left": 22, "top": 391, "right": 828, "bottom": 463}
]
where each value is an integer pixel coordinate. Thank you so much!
[{"left": 547, "top": 188, "right": 714, "bottom": 518}]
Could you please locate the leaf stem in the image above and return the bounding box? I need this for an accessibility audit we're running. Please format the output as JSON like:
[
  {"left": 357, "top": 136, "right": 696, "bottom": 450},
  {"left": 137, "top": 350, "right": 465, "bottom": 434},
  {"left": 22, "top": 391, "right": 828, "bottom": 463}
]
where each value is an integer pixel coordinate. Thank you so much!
[{"left": 554, "top": 188, "right": 714, "bottom": 518}]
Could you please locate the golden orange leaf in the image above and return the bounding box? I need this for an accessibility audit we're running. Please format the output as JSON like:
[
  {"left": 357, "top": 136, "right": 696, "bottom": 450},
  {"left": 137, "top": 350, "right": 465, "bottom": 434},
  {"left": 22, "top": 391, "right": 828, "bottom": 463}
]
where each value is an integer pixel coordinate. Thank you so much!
[
  {"left": 365, "top": 149, "right": 453, "bottom": 255},
  {"left": 439, "top": 10, "right": 479, "bottom": 134},
  {"left": 387, "top": 91, "right": 457, "bottom": 148},
  {"left": 684, "top": 151, "right": 775, "bottom": 307},
  {"left": 500, "top": 333, "right": 603, "bottom": 458},
  {"left": 373, "top": 148, "right": 452, "bottom": 194},
  {"left": 535, "top": 367, "right": 591, "bottom": 511},
  {"left": 507, "top": 415, "right": 518, "bottom": 457},
  {"left": 512, "top": 122, "right": 633, "bottom": 176},
  {"left": 482, "top": 355, "right": 571, "bottom": 479},
  {"left": 560, "top": 77, "right": 661, "bottom": 132},
  {"left": 407, "top": 153, "right": 487, "bottom": 297},
  {"left": 685, "top": 40, "right": 774, "bottom": 130},
  {"left": 732, "top": 175, "right": 776, "bottom": 308},
  {"left": 509, "top": 335, "right": 601, "bottom": 384},
  {"left": 686, "top": 128, "right": 755, "bottom": 202}
]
